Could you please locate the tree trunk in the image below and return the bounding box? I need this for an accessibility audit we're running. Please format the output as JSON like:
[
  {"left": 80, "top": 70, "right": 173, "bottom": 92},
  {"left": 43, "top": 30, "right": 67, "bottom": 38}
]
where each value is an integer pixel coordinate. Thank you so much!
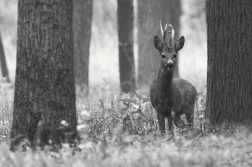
[
  {"left": 137, "top": 0, "right": 182, "bottom": 87},
  {"left": 206, "top": 0, "right": 252, "bottom": 125},
  {"left": 11, "top": 0, "right": 77, "bottom": 150},
  {"left": 117, "top": 0, "right": 136, "bottom": 93},
  {"left": 0, "top": 31, "right": 10, "bottom": 82},
  {"left": 73, "top": 0, "right": 92, "bottom": 94}
]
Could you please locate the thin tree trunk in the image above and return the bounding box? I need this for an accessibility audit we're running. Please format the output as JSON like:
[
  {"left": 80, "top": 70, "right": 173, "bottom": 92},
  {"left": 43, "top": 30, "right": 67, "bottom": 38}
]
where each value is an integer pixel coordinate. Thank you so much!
[
  {"left": 137, "top": 0, "right": 181, "bottom": 87},
  {"left": 11, "top": 0, "right": 77, "bottom": 150},
  {"left": 117, "top": 0, "right": 136, "bottom": 93},
  {"left": 206, "top": 0, "right": 252, "bottom": 125},
  {"left": 73, "top": 0, "right": 92, "bottom": 94},
  {"left": 0, "top": 31, "right": 10, "bottom": 82}
]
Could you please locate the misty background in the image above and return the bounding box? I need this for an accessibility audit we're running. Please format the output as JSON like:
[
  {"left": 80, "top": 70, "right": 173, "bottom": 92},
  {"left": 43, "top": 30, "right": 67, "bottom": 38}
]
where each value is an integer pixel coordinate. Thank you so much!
[{"left": 0, "top": 0, "right": 206, "bottom": 92}]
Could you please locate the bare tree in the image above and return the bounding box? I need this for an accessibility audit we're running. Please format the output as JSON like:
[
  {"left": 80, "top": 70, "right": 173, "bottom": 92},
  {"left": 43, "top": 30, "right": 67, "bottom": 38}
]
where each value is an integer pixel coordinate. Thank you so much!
[
  {"left": 117, "top": 0, "right": 136, "bottom": 93},
  {"left": 137, "top": 0, "right": 182, "bottom": 87},
  {"left": 206, "top": 0, "right": 252, "bottom": 125},
  {"left": 0, "top": 31, "right": 9, "bottom": 82},
  {"left": 73, "top": 0, "right": 93, "bottom": 94},
  {"left": 11, "top": 0, "right": 77, "bottom": 150}
]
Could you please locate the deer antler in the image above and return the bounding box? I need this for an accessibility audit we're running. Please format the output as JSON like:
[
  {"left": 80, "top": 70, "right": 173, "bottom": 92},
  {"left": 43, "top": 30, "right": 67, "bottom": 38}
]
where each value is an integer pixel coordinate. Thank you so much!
[
  {"left": 160, "top": 21, "right": 164, "bottom": 37},
  {"left": 163, "top": 24, "right": 167, "bottom": 41},
  {"left": 160, "top": 21, "right": 167, "bottom": 42},
  {"left": 168, "top": 24, "right": 175, "bottom": 46}
]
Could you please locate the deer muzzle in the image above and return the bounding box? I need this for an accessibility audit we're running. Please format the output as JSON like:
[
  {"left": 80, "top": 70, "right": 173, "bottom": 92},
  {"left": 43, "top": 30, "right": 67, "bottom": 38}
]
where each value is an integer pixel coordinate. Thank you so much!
[{"left": 165, "top": 61, "right": 174, "bottom": 69}]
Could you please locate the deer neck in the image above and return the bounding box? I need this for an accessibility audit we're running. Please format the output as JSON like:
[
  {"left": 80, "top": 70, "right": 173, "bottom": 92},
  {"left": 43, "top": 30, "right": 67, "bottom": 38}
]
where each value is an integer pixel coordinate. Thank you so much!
[{"left": 156, "top": 64, "right": 173, "bottom": 98}]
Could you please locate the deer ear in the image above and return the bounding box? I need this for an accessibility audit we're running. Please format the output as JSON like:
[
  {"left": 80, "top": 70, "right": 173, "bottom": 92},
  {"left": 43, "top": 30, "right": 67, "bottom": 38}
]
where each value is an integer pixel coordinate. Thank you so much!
[
  {"left": 154, "top": 35, "right": 162, "bottom": 51},
  {"left": 175, "top": 36, "right": 185, "bottom": 51}
]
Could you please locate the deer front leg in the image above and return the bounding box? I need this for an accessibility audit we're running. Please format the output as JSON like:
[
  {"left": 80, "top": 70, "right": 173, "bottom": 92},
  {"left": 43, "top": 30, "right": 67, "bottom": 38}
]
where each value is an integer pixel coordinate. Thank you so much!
[
  {"left": 157, "top": 111, "right": 165, "bottom": 134},
  {"left": 167, "top": 110, "right": 173, "bottom": 132},
  {"left": 164, "top": 100, "right": 173, "bottom": 133}
]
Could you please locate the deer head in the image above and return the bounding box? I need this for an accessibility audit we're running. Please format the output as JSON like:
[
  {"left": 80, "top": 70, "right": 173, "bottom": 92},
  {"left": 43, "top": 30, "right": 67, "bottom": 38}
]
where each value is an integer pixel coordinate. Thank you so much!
[{"left": 154, "top": 22, "right": 185, "bottom": 71}]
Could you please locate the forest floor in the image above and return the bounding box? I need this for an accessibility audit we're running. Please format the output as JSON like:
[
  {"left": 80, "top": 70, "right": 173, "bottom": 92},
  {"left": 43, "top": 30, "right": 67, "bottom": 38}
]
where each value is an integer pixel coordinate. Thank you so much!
[{"left": 0, "top": 80, "right": 252, "bottom": 167}]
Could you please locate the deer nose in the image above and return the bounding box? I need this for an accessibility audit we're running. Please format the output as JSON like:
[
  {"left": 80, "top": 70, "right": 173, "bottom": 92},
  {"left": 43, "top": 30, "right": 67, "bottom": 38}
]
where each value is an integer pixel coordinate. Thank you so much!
[{"left": 165, "top": 61, "right": 174, "bottom": 69}]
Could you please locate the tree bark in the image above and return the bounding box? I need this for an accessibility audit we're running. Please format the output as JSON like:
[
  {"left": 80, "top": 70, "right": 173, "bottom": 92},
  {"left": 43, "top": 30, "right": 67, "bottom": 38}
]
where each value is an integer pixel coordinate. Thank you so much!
[
  {"left": 0, "top": 31, "right": 10, "bottom": 82},
  {"left": 117, "top": 0, "right": 136, "bottom": 93},
  {"left": 11, "top": 0, "right": 77, "bottom": 150},
  {"left": 73, "top": 0, "right": 92, "bottom": 94},
  {"left": 137, "top": 0, "right": 182, "bottom": 87},
  {"left": 206, "top": 0, "right": 252, "bottom": 125}
]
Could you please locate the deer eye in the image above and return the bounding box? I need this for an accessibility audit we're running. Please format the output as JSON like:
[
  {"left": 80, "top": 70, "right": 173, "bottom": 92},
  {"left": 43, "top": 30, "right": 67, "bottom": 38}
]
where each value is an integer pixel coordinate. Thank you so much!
[
  {"left": 173, "top": 54, "right": 177, "bottom": 58},
  {"left": 161, "top": 54, "right": 166, "bottom": 58}
]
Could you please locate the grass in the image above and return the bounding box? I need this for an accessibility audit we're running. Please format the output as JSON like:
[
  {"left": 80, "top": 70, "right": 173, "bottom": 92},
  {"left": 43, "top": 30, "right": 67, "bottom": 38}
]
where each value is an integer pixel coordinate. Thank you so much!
[{"left": 0, "top": 80, "right": 251, "bottom": 167}]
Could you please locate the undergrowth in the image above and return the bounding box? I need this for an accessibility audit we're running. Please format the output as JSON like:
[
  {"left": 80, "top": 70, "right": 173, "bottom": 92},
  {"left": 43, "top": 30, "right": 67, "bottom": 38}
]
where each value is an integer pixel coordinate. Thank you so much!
[{"left": 0, "top": 81, "right": 251, "bottom": 167}]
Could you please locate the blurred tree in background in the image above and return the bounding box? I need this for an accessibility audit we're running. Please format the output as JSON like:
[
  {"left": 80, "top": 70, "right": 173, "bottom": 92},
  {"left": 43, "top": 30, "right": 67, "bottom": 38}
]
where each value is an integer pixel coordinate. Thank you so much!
[
  {"left": 0, "top": 0, "right": 17, "bottom": 83},
  {"left": 137, "top": 0, "right": 182, "bottom": 87},
  {"left": 0, "top": 0, "right": 207, "bottom": 92},
  {"left": 206, "top": 0, "right": 252, "bottom": 125},
  {"left": 0, "top": 31, "right": 9, "bottom": 82},
  {"left": 11, "top": 0, "right": 77, "bottom": 150},
  {"left": 73, "top": 0, "right": 93, "bottom": 95},
  {"left": 117, "top": 0, "right": 136, "bottom": 93}
]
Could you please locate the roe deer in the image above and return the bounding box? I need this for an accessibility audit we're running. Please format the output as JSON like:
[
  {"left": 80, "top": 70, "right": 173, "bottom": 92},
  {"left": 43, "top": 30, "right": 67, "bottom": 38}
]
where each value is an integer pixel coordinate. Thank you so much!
[{"left": 150, "top": 22, "right": 197, "bottom": 134}]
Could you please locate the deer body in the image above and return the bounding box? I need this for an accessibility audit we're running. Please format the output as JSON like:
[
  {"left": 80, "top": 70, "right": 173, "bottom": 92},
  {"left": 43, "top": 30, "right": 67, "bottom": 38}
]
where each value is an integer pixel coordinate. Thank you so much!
[{"left": 149, "top": 23, "right": 197, "bottom": 133}]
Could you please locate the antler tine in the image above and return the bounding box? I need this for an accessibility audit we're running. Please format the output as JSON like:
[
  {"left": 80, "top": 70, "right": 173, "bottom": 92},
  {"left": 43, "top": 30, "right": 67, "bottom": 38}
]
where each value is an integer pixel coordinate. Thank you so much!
[
  {"left": 160, "top": 21, "right": 164, "bottom": 37},
  {"left": 163, "top": 24, "right": 167, "bottom": 41},
  {"left": 168, "top": 24, "right": 175, "bottom": 45}
]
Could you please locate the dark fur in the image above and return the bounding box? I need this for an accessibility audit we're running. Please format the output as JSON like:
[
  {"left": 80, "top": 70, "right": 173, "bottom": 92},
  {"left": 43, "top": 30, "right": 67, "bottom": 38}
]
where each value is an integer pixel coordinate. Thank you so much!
[{"left": 150, "top": 35, "right": 197, "bottom": 133}]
